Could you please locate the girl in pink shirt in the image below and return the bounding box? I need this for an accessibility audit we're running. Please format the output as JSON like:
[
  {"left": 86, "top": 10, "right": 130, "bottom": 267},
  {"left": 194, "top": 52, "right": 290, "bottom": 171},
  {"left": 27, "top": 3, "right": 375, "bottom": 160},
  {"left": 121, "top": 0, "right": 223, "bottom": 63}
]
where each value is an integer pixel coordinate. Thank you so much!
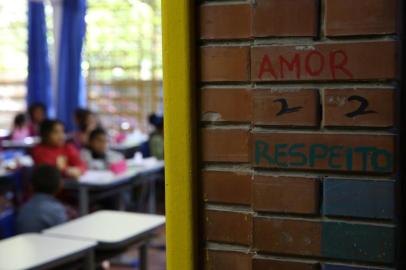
[{"left": 11, "top": 113, "right": 30, "bottom": 141}]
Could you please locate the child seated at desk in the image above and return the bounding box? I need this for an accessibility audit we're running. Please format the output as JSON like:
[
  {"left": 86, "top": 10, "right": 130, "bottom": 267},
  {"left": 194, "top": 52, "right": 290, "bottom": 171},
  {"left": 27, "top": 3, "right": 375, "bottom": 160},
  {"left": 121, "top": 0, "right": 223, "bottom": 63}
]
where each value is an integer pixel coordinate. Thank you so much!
[
  {"left": 28, "top": 102, "right": 47, "bottom": 137},
  {"left": 31, "top": 120, "right": 86, "bottom": 179},
  {"left": 148, "top": 114, "right": 164, "bottom": 160},
  {"left": 10, "top": 113, "right": 30, "bottom": 141},
  {"left": 80, "top": 128, "right": 125, "bottom": 171},
  {"left": 69, "top": 108, "right": 100, "bottom": 149},
  {"left": 16, "top": 165, "right": 67, "bottom": 233}
]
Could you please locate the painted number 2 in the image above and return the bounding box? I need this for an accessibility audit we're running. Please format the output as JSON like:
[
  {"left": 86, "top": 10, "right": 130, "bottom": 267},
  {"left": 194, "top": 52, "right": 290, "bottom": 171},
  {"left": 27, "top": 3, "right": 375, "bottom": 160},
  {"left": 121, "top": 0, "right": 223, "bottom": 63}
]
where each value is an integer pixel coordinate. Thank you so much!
[
  {"left": 345, "top": 95, "right": 377, "bottom": 118},
  {"left": 273, "top": 98, "right": 303, "bottom": 116}
]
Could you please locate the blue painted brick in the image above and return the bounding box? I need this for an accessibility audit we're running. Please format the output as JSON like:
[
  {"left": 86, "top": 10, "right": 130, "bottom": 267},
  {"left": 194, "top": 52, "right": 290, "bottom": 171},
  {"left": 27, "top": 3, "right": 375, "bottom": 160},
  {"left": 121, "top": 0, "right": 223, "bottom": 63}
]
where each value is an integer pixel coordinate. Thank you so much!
[
  {"left": 322, "top": 221, "right": 395, "bottom": 264},
  {"left": 323, "top": 178, "right": 395, "bottom": 220},
  {"left": 322, "top": 264, "right": 381, "bottom": 270}
]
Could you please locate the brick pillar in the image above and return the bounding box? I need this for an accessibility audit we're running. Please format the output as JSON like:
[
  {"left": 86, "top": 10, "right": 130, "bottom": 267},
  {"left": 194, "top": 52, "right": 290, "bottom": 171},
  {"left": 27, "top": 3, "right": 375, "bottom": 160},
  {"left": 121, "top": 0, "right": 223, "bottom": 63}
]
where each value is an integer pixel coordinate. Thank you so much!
[{"left": 197, "top": 0, "right": 402, "bottom": 269}]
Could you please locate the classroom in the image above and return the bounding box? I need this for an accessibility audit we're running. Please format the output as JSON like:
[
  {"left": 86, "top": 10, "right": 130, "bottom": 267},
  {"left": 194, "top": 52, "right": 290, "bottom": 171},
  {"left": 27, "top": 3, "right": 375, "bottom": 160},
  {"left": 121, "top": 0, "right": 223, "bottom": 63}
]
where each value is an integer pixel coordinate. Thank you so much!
[
  {"left": 1, "top": 0, "right": 405, "bottom": 270},
  {"left": 1, "top": 0, "right": 165, "bottom": 269}
]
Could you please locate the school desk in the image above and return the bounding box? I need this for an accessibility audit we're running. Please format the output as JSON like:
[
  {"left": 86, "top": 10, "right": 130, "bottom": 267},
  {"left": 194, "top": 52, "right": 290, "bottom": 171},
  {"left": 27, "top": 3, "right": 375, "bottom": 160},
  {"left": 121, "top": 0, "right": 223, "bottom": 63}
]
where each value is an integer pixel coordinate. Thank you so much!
[
  {"left": 110, "top": 144, "right": 144, "bottom": 159},
  {"left": 0, "top": 137, "right": 39, "bottom": 151},
  {"left": 0, "top": 171, "right": 17, "bottom": 236},
  {"left": 0, "top": 172, "right": 16, "bottom": 238},
  {"left": 110, "top": 132, "right": 148, "bottom": 159},
  {"left": 64, "top": 159, "right": 164, "bottom": 216},
  {"left": 44, "top": 210, "right": 165, "bottom": 270},
  {"left": 0, "top": 233, "right": 96, "bottom": 270},
  {"left": 0, "top": 170, "right": 12, "bottom": 181}
]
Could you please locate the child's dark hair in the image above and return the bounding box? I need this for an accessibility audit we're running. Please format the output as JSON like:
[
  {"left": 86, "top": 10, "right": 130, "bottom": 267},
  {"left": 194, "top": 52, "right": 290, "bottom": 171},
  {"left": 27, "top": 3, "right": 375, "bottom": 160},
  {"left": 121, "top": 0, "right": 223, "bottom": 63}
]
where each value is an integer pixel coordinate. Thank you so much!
[
  {"left": 31, "top": 165, "right": 61, "bottom": 194},
  {"left": 148, "top": 114, "right": 163, "bottom": 130},
  {"left": 28, "top": 102, "right": 46, "bottom": 119},
  {"left": 40, "top": 119, "right": 63, "bottom": 141},
  {"left": 89, "top": 128, "right": 106, "bottom": 142},
  {"left": 14, "top": 113, "right": 27, "bottom": 127},
  {"left": 75, "top": 108, "right": 93, "bottom": 132}
]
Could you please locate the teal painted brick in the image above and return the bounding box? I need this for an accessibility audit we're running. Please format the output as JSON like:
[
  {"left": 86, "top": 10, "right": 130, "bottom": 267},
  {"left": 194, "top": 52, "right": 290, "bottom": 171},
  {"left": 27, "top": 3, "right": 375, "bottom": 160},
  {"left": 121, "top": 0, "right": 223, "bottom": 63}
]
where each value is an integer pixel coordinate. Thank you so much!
[
  {"left": 322, "top": 222, "right": 395, "bottom": 264},
  {"left": 323, "top": 178, "right": 395, "bottom": 220},
  {"left": 322, "top": 264, "right": 381, "bottom": 270}
]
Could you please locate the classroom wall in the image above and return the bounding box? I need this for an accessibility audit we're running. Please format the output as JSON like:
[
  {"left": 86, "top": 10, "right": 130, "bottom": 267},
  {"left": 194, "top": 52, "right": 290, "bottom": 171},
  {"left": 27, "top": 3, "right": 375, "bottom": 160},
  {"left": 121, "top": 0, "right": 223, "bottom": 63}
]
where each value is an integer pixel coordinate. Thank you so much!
[{"left": 198, "top": 0, "right": 402, "bottom": 269}]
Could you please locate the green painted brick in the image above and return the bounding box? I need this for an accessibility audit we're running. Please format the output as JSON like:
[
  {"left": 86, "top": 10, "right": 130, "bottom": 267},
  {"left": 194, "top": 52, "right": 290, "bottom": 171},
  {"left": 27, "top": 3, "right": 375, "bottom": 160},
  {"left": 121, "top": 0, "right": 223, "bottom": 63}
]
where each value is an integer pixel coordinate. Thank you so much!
[{"left": 322, "top": 222, "right": 395, "bottom": 264}]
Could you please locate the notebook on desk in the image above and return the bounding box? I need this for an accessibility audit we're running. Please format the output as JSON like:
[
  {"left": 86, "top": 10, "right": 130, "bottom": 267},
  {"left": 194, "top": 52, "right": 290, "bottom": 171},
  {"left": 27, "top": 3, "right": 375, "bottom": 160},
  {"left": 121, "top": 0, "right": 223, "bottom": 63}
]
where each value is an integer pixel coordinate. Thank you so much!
[
  {"left": 79, "top": 170, "right": 115, "bottom": 184},
  {"left": 79, "top": 168, "right": 138, "bottom": 185}
]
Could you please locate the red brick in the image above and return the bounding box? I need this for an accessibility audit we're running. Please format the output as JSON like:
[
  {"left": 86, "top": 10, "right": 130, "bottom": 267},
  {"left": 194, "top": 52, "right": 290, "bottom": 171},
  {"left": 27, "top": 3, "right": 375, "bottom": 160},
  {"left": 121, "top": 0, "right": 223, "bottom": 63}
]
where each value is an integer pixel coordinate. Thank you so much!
[
  {"left": 252, "top": 0, "right": 318, "bottom": 37},
  {"left": 200, "top": 3, "right": 251, "bottom": 40},
  {"left": 202, "top": 171, "right": 251, "bottom": 205},
  {"left": 253, "top": 89, "right": 320, "bottom": 127},
  {"left": 205, "top": 250, "right": 251, "bottom": 270},
  {"left": 252, "top": 176, "right": 319, "bottom": 214},
  {"left": 253, "top": 217, "right": 321, "bottom": 256},
  {"left": 253, "top": 258, "right": 318, "bottom": 270},
  {"left": 325, "top": 0, "right": 398, "bottom": 36},
  {"left": 251, "top": 41, "right": 398, "bottom": 82},
  {"left": 201, "top": 88, "right": 252, "bottom": 122},
  {"left": 201, "top": 46, "right": 250, "bottom": 82},
  {"left": 202, "top": 129, "right": 250, "bottom": 163},
  {"left": 323, "top": 88, "right": 396, "bottom": 128},
  {"left": 253, "top": 133, "right": 396, "bottom": 174},
  {"left": 205, "top": 210, "right": 252, "bottom": 245}
]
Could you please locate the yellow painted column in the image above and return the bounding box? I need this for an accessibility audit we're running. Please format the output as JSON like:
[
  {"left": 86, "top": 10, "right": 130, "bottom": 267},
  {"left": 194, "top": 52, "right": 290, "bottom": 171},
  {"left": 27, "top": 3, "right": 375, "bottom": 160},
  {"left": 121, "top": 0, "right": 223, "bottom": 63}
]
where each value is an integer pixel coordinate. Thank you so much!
[{"left": 162, "top": 0, "right": 197, "bottom": 269}]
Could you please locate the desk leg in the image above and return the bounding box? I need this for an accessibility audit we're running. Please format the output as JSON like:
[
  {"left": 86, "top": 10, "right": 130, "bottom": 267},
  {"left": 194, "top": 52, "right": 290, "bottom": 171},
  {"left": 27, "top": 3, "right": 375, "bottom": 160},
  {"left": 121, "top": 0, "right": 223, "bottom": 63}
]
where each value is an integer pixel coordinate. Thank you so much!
[
  {"left": 118, "top": 189, "right": 126, "bottom": 211},
  {"left": 84, "top": 250, "right": 95, "bottom": 270},
  {"left": 139, "top": 243, "right": 148, "bottom": 270},
  {"left": 79, "top": 187, "right": 89, "bottom": 216},
  {"left": 147, "top": 180, "right": 156, "bottom": 214}
]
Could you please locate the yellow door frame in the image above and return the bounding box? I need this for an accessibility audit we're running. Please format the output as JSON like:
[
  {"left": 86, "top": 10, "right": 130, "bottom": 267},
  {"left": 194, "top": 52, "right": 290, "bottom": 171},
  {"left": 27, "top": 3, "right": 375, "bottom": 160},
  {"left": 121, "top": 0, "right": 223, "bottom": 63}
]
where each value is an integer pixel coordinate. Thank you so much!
[{"left": 162, "top": 0, "right": 197, "bottom": 269}]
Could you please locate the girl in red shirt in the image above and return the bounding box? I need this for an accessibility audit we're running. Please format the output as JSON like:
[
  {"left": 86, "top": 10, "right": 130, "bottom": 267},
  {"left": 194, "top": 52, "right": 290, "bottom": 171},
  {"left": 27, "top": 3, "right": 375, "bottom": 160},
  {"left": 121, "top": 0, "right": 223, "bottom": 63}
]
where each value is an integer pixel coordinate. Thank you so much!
[{"left": 31, "top": 120, "right": 86, "bottom": 179}]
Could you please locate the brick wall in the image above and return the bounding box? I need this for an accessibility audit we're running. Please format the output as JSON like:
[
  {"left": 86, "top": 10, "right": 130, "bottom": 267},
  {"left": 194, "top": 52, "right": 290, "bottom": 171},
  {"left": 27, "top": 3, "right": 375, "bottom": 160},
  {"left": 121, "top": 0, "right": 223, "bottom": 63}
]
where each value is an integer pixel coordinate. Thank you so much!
[{"left": 197, "top": 0, "right": 402, "bottom": 269}]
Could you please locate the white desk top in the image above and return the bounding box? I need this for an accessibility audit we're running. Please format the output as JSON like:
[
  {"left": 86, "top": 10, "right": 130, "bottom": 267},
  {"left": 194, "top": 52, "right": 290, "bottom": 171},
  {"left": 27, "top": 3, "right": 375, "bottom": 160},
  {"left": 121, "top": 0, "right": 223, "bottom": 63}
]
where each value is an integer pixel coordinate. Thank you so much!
[
  {"left": 127, "top": 157, "right": 164, "bottom": 172},
  {"left": 110, "top": 143, "right": 140, "bottom": 151},
  {"left": 0, "top": 170, "right": 12, "bottom": 179},
  {"left": 0, "top": 233, "right": 96, "bottom": 270},
  {"left": 76, "top": 158, "right": 164, "bottom": 187},
  {"left": 0, "top": 137, "right": 39, "bottom": 148},
  {"left": 78, "top": 168, "right": 137, "bottom": 185},
  {"left": 44, "top": 210, "right": 165, "bottom": 247}
]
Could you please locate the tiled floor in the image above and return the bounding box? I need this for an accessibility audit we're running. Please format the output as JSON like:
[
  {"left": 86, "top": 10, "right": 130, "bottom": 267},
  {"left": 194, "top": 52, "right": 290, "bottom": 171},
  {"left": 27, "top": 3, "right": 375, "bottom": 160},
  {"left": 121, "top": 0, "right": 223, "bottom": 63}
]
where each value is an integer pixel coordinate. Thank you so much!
[{"left": 110, "top": 226, "right": 166, "bottom": 270}]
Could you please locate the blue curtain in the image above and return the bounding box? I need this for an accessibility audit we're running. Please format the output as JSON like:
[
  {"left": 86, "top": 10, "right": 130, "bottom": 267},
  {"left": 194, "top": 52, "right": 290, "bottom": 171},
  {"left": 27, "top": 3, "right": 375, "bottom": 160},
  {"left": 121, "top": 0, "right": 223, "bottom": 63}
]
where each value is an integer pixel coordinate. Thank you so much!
[
  {"left": 56, "top": 0, "right": 87, "bottom": 131},
  {"left": 27, "top": 0, "right": 52, "bottom": 114}
]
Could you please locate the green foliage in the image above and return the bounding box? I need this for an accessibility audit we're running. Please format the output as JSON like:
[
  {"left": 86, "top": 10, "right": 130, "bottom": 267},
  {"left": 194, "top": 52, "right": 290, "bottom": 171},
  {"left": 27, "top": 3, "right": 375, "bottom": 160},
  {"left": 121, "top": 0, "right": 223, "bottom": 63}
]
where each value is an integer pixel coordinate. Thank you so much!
[
  {"left": 0, "top": 2, "right": 28, "bottom": 80},
  {"left": 85, "top": 0, "right": 162, "bottom": 81},
  {"left": 0, "top": 0, "right": 162, "bottom": 81}
]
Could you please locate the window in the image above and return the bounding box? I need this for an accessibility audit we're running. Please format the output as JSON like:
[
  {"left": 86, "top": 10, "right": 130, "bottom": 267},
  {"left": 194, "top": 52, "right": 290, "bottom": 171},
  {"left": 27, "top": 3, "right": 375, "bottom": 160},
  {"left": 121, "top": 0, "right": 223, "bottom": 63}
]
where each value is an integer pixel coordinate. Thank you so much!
[
  {"left": 0, "top": 2, "right": 28, "bottom": 133},
  {"left": 0, "top": 2, "right": 54, "bottom": 134},
  {"left": 85, "top": 0, "right": 162, "bottom": 132},
  {"left": 0, "top": 1, "right": 162, "bottom": 133}
]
